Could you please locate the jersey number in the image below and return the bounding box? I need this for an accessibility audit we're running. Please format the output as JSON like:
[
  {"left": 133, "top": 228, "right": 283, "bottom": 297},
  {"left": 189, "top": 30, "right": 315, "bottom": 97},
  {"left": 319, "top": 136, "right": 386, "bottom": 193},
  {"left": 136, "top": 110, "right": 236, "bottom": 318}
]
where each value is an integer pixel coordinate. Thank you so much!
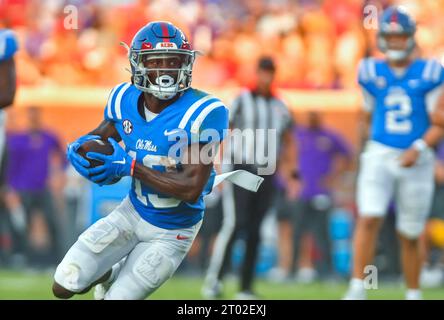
[
  {"left": 128, "top": 151, "right": 181, "bottom": 209},
  {"left": 384, "top": 93, "right": 412, "bottom": 134}
]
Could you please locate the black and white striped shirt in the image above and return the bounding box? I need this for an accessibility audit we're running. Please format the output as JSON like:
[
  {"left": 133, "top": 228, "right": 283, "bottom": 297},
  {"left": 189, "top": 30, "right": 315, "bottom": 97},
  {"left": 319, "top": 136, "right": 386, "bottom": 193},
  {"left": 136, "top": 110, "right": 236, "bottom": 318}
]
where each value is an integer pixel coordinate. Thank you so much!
[{"left": 227, "top": 89, "right": 293, "bottom": 168}]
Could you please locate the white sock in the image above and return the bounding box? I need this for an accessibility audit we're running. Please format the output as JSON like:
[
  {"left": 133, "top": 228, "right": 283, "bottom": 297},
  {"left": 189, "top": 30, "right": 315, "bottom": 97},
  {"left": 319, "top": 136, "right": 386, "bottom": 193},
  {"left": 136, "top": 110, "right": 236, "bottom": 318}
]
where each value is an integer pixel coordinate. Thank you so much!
[
  {"left": 349, "top": 278, "right": 365, "bottom": 290},
  {"left": 405, "top": 289, "right": 422, "bottom": 300}
]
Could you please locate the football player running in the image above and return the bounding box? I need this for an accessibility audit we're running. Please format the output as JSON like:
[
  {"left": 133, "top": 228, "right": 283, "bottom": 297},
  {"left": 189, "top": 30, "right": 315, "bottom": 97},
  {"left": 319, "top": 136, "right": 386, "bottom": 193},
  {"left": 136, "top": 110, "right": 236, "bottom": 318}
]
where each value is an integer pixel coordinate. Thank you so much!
[
  {"left": 344, "top": 6, "right": 444, "bottom": 300},
  {"left": 52, "top": 21, "right": 261, "bottom": 300}
]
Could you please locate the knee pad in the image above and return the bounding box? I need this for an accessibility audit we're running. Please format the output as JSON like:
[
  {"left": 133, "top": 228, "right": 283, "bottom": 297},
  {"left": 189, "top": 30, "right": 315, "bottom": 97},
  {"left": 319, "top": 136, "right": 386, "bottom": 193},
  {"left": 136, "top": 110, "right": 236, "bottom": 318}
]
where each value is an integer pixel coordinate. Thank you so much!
[
  {"left": 54, "top": 262, "right": 83, "bottom": 293},
  {"left": 105, "top": 250, "right": 176, "bottom": 300},
  {"left": 53, "top": 240, "right": 103, "bottom": 293},
  {"left": 79, "top": 219, "right": 120, "bottom": 254},
  {"left": 133, "top": 250, "right": 175, "bottom": 291}
]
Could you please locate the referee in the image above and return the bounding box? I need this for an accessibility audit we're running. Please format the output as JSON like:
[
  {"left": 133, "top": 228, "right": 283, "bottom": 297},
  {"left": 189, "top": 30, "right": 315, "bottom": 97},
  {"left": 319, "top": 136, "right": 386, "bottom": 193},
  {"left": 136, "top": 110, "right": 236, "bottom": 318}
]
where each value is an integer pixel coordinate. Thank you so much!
[{"left": 202, "top": 57, "right": 295, "bottom": 299}]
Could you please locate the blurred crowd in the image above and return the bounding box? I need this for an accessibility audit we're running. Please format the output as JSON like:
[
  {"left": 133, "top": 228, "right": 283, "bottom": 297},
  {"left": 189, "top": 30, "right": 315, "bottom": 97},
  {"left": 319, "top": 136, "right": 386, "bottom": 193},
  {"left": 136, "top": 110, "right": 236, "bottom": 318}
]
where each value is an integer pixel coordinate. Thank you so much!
[{"left": 2, "top": 0, "right": 444, "bottom": 90}]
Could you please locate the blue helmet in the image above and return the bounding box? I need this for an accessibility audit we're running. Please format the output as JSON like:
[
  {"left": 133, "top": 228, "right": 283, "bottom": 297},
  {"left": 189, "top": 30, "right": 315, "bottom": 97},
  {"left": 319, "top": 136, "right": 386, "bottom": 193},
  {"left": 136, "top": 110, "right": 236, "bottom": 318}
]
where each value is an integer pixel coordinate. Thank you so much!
[
  {"left": 122, "top": 21, "right": 198, "bottom": 100},
  {"left": 377, "top": 6, "right": 416, "bottom": 61}
]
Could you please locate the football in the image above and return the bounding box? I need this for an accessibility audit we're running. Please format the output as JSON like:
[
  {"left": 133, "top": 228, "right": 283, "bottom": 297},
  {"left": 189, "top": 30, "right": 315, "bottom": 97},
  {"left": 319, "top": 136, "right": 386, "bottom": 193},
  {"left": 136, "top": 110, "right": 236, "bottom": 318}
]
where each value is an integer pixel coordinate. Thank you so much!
[{"left": 77, "top": 139, "right": 121, "bottom": 185}]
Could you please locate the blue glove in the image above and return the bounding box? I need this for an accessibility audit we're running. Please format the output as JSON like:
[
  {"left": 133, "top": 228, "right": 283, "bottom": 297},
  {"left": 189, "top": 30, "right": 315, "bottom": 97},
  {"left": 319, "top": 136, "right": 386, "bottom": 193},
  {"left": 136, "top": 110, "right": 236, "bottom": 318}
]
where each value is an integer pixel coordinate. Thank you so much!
[
  {"left": 86, "top": 137, "right": 133, "bottom": 185},
  {"left": 66, "top": 134, "right": 101, "bottom": 179}
]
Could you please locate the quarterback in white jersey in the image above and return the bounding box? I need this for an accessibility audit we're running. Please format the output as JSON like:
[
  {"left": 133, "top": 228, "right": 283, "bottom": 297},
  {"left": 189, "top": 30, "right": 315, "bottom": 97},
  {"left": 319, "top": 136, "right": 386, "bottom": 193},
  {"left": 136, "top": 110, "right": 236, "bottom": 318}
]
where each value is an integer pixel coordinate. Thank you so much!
[{"left": 344, "top": 6, "right": 444, "bottom": 300}]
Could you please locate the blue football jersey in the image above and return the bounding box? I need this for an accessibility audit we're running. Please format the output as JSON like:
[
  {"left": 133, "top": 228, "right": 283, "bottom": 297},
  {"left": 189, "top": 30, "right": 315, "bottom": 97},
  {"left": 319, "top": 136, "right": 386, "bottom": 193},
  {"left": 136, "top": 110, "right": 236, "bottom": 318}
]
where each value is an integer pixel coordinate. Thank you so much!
[
  {"left": 0, "top": 29, "right": 18, "bottom": 61},
  {"left": 104, "top": 83, "right": 229, "bottom": 229},
  {"left": 358, "top": 58, "right": 444, "bottom": 149}
]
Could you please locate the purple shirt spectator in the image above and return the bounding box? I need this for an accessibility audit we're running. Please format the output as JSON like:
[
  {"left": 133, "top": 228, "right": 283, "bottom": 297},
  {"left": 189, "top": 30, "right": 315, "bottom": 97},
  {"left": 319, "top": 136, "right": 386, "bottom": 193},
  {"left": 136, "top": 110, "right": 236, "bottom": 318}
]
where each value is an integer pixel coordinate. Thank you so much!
[
  {"left": 6, "top": 130, "right": 63, "bottom": 192},
  {"left": 295, "top": 126, "right": 352, "bottom": 200}
]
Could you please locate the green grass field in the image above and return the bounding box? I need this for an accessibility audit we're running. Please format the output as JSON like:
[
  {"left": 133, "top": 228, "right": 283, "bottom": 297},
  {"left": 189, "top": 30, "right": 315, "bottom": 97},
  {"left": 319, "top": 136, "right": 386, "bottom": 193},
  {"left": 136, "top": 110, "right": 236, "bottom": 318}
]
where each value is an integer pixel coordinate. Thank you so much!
[{"left": 0, "top": 269, "right": 443, "bottom": 300}]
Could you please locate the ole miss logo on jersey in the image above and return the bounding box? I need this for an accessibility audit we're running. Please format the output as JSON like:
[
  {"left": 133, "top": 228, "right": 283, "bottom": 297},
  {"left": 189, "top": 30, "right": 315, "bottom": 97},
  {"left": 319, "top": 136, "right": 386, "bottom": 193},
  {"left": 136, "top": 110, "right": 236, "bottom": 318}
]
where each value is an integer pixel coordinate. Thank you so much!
[{"left": 123, "top": 119, "right": 133, "bottom": 135}]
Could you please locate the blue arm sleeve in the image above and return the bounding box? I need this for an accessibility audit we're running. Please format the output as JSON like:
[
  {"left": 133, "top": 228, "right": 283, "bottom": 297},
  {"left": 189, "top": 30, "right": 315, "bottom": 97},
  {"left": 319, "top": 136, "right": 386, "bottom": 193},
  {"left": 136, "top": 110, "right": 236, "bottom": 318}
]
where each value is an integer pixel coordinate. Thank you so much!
[
  {"left": 0, "top": 31, "right": 18, "bottom": 61},
  {"left": 103, "top": 83, "right": 127, "bottom": 122},
  {"left": 357, "top": 58, "right": 378, "bottom": 96}
]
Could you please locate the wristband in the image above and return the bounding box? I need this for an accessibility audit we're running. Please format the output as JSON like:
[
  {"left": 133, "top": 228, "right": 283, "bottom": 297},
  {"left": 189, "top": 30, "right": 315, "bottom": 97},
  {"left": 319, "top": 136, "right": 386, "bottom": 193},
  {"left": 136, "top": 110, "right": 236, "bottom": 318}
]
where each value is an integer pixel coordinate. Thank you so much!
[
  {"left": 130, "top": 159, "right": 136, "bottom": 176},
  {"left": 412, "top": 139, "right": 428, "bottom": 152}
]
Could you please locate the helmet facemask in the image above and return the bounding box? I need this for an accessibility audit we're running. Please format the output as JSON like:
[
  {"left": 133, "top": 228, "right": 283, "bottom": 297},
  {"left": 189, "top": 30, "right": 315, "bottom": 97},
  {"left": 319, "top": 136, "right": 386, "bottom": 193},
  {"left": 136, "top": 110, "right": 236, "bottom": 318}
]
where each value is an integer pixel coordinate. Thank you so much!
[
  {"left": 129, "top": 49, "right": 196, "bottom": 100},
  {"left": 377, "top": 32, "right": 415, "bottom": 62}
]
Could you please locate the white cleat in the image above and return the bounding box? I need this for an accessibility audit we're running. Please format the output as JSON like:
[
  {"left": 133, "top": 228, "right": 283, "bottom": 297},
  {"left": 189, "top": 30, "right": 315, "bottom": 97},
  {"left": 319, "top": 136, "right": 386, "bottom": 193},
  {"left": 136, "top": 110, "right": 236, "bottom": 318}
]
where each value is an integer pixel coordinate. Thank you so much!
[
  {"left": 343, "top": 278, "right": 367, "bottom": 300},
  {"left": 405, "top": 290, "right": 422, "bottom": 300},
  {"left": 94, "top": 258, "right": 126, "bottom": 300},
  {"left": 342, "top": 287, "right": 367, "bottom": 300},
  {"left": 93, "top": 283, "right": 107, "bottom": 300}
]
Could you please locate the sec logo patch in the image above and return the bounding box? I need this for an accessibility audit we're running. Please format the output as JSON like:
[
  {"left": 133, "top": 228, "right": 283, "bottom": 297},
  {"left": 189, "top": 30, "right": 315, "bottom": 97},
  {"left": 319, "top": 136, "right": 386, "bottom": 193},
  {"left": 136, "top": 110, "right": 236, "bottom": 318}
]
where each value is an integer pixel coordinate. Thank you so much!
[
  {"left": 123, "top": 119, "right": 133, "bottom": 135},
  {"left": 375, "top": 77, "right": 386, "bottom": 89}
]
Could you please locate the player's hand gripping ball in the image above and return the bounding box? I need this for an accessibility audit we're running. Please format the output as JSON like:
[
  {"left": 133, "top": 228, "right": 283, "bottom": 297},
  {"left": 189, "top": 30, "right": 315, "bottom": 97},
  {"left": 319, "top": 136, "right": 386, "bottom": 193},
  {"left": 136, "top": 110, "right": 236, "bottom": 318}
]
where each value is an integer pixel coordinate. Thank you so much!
[
  {"left": 67, "top": 134, "right": 101, "bottom": 180},
  {"left": 77, "top": 139, "right": 123, "bottom": 185},
  {"left": 85, "top": 137, "right": 133, "bottom": 186}
]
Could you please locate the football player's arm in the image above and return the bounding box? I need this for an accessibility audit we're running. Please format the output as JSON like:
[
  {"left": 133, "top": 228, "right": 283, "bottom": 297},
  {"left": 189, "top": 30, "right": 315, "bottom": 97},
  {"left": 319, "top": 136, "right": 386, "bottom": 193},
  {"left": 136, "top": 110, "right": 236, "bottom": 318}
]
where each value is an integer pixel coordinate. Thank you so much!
[
  {"left": 132, "top": 143, "right": 214, "bottom": 203},
  {"left": 399, "top": 127, "right": 444, "bottom": 168},
  {"left": 0, "top": 58, "right": 16, "bottom": 109},
  {"left": 87, "top": 120, "right": 122, "bottom": 142},
  {"left": 430, "top": 79, "right": 444, "bottom": 128},
  {"left": 400, "top": 91, "right": 444, "bottom": 167},
  {"left": 67, "top": 120, "right": 122, "bottom": 179},
  {"left": 423, "top": 89, "right": 444, "bottom": 146},
  {"left": 419, "top": 73, "right": 444, "bottom": 146},
  {"left": 357, "top": 60, "right": 375, "bottom": 150},
  {"left": 420, "top": 126, "right": 444, "bottom": 149}
]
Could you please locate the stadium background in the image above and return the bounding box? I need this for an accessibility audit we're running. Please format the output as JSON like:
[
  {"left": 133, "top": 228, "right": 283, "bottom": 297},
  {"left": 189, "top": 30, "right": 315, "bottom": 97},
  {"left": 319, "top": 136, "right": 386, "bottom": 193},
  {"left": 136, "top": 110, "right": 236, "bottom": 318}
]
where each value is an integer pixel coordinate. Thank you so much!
[{"left": 1, "top": 0, "right": 444, "bottom": 299}]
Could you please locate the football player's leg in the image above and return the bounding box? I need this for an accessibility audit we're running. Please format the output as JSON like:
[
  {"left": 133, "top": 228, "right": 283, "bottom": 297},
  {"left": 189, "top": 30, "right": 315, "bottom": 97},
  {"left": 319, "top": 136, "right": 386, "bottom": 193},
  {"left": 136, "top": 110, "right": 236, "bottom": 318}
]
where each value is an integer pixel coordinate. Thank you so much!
[
  {"left": 353, "top": 151, "right": 394, "bottom": 278},
  {"left": 345, "top": 150, "right": 394, "bottom": 299},
  {"left": 52, "top": 199, "right": 138, "bottom": 299},
  {"left": 105, "top": 221, "right": 202, "bottom": 300},
  {"left": 396, "top": 160, "right": 435, "bottom": 299},
  {"left": 93, "top": 257, "right": 127, "bottom": 300}
]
